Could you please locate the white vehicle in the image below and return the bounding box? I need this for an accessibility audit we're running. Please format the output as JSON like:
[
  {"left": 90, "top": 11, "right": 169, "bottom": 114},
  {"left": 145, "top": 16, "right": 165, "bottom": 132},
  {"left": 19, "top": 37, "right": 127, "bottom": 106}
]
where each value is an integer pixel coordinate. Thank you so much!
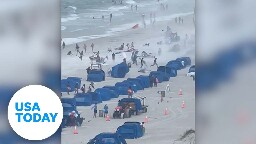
[{"left": 187, "top": 65, "right": 195, "bottom": 80}]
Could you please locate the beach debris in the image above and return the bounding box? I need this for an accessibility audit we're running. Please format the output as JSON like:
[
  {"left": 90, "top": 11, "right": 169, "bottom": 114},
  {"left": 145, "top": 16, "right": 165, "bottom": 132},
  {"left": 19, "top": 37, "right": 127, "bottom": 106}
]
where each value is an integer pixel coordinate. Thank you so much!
[{"left": 132, "top": 24, "right": 139, "bottom": 29}]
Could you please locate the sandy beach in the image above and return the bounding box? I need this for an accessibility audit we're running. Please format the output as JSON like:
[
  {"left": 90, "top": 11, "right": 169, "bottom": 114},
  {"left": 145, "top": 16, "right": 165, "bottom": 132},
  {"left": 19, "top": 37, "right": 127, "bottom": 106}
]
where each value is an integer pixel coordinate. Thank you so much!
[{"left": 61, "top": 9, "right": 195, "bottom": 144}]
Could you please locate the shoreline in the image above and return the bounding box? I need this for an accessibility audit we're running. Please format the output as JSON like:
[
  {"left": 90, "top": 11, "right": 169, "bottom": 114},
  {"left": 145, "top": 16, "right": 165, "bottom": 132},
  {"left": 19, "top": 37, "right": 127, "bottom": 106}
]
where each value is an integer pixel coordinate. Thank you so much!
[{"left": 61, "top": 12, "right": 194, "bottom": 47}]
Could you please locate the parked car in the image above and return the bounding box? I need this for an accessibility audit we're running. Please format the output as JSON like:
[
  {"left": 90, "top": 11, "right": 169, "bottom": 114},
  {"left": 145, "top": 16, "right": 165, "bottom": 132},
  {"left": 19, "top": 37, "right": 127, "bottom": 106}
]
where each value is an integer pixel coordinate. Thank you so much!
[{"left": 87, "top": 133, "right": 127, "bottom": 144}]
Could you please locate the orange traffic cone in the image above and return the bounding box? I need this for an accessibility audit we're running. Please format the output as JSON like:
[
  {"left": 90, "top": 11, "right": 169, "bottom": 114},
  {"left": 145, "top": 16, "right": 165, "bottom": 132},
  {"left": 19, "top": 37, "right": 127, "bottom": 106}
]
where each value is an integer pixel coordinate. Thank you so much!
[
  {"left": 73, "top": 126, "right": 78, "bottom": 134},
  {"left": 164, "top": 108, "right": 168, "bottom": 115},
  {"left": 144, "top": 116, "right": 149, "bottom": 123},
  {"left": 106, "top": 115, "right": 110, "bottom": 121},
  {"left": 182, "top": 101, "right": 185, "bottom": 108},
  {"left": 178, "top": 89, "right": 183, "bottom": 96}
]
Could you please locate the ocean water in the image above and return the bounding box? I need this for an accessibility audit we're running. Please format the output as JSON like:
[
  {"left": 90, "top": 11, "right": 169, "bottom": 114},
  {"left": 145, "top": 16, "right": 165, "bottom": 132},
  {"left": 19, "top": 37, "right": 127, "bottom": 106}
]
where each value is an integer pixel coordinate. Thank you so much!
[{"left": 61, "top": 0, "right": 194, "bottom": 45}]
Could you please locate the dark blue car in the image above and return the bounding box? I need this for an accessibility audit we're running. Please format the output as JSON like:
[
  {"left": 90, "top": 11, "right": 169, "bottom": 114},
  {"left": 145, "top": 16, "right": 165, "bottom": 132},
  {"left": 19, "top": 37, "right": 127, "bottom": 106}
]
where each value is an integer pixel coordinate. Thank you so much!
[{"left": 87, "top": 132, "right": 127, "bottom": 144}]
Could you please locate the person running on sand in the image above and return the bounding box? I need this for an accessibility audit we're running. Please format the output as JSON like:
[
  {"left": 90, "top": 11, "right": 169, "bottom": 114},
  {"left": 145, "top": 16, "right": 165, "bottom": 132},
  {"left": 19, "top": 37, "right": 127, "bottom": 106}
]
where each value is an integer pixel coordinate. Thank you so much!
[
  {"left": 81, "top": 84, "right": 86, "bottom": 93},
  {"left": 91, "top": 43, "right": 94, "bottom": 52},
  {"left": 62, "top": 41, "right": 65, "bottom": 49},
  {"left": 90, "top": 82, "right": 95, "bottom": 89},
  {"left": 83, "top": 44, "right": 87, "bottom": 53},
  {"left": 86, "top": 66, "right": 91, "bottom": 74},
  {"left": 121, "top": 43, "right": 125, "bottom": 50},
  {"left": 140, "top": 58, "right": 146, "bottom": 68},
  {"left": 179, "top": 17, "right": 181, "bottom": 23},
  {"left": 96, "top": 51, "right": 100, "bottom": 57},
  {"left": 126, "top": 43, "right": 130, "bottom": 50},
  {"left": 91, "top": 103, "right": 98, "bottom": 118},
  {"left": 181, "top": 18, "right": 184, "bottom": 23},
  {"left": 131, "top": 42, "right": 134, "bottom": 48},
  {"left": 151, "top": 57, "right": 158, "bottom": 67},
  {"left": 107, "top": 68, "right": 112, "bottom": 76},
  {"left": 140, "top": 58, "right": 144, "bottom": 68},
  {"left": 87, "top": 86, "right": 92, "bottom": 93},
  {"left": 79, "top": 51, "right": 83, "bottom": 60},
  {"left": 75, "top": 43, "right": 80, "bottom": 56},
  {"left": 175, "top": 17, "right": 178, "bottom": 23},
  {"left": 67, "top": 51, "right": 72, "bottom": 55},
  {"left": 112, "top": 53, "right": 115, "bottom": 61},
  {"left": 135, "top": 5, "right": 138, "bottom": 11}
]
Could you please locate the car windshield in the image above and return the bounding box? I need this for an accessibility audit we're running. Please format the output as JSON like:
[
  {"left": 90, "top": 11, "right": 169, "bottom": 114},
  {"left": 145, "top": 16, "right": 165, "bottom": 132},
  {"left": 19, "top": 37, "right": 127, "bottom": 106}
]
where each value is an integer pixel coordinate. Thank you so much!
[{"left": 189, "top": 67, "right": 195, "bottom": 72}]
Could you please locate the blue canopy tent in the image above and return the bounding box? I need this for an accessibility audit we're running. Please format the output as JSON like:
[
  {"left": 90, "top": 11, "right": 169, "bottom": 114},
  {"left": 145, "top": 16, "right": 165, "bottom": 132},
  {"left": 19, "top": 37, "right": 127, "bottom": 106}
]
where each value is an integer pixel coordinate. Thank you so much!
[
  {"left": 136, "top": 75, "right": 150, "bottom": 88},
  {"left": 114, "top": 83, "right": 130, "bottom": 95},
  {"left": 105, "top": 85, "right": 128, "bottom": 95},
  {"left": 111, "top": 62, "right": 129, "bottom": 78},
  {"left": 95, "top": 88, "right": 113, "bottom": 101},
  {"left": 157, "top": 66, "right": 177, "bottom": 77},
  {"left": 176, "top": 57, "right": 191, "bottom": 67},
  {"left": 88, "top": 92, "right": 102, "bottom": 104},
  {"left": 115, "top": 81, "right": 138, "bottom": 92},
  {"left": 87, "top": 69, "right": 105, "bottom": 82},
  {"left": 62, "top": 103, "right": 77, "bottom": 112},
  {"left": 74, "top": 93, "right": 93, "bottom": 106},
  {"left": 67, "top": 77, "right": 82, "bottom": 84},
  {"left": 95, "top": 88, "right": 119, "bottom": 99},
  {"left": 127, "top": 78, "right": 145, "bottom": 89},
  {"left": 61, "top": 77, "right": 81, "bottom": 92},
  {"left": 61, "top": 79, "right": 73, "bottom": 92},
  {"left": 149, "top": 71, "right": 168, "bottom": 82},
  {"left": 196, "top": 63, "right": 219, "bottom": 92},
  {"left": 166, "top": 60, "right": 183, "bottom": 70},
  {"left": 116, "top": 122, "right": 144, "bottom": 139},
  {"left": 123, "top": 80, "right": 143, "bottom": 91},
  {"left": 61, "top": 98, "right": 76, "bottom": 106},
  {"left": 102, "top": 86, "right": 120, "bottom": 96}
]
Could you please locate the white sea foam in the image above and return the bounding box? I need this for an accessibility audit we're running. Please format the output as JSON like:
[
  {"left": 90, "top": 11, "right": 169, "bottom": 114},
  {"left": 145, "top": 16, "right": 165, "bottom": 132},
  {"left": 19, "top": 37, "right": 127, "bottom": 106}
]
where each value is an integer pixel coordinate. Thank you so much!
[
  {"left": 125, "top": 0, "right": 136, "bottom": 5},
  {"left": 68, "top": 6, "right": 77, "bottom": 11},
  {"left": 61, "top": 14, "right": 79, "bottom": 23},
  {"left": 108, "top": 6, "right": 128, "bottom": 12}
]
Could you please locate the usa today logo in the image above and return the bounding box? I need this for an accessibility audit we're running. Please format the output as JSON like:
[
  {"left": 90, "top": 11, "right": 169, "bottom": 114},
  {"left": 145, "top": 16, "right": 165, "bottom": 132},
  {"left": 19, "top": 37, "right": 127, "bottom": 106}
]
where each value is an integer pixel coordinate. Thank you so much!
[{"left": 8, "top": 85, "right": 63, "bottom": 140}]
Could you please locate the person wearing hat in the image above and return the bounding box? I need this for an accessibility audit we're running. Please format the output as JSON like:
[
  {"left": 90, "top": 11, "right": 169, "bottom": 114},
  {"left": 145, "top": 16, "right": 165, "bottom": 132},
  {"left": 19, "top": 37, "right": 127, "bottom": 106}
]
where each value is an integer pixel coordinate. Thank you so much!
[{"left": 69, "top": 111, "right": 78, "bottom": 126}]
